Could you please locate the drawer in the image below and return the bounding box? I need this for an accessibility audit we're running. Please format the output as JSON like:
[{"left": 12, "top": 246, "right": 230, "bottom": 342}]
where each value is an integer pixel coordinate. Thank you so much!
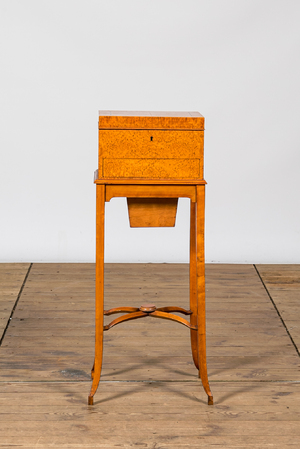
[
  {"left": 102, "top": 158, "right": 201, "bottom": 179},
  {"left": 99, "top": 130, "right": 203, "bottom": 159}
]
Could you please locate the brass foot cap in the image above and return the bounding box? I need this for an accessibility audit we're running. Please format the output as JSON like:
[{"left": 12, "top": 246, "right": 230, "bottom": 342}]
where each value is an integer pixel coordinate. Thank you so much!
[
  {"left": 208, "top": 396, "right": 214, "bottom": 405},
  {"left": 88, "top": 396, "right": 94, "bottom": 405},
  {"left": 140, "top": 304, "right": 156, "bottom": 313}
]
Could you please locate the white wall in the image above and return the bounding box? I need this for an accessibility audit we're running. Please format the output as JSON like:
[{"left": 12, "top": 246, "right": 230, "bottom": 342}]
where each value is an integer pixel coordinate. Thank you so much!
[{"left": 1, "top": 0, "right": 299, "bottom": 263}]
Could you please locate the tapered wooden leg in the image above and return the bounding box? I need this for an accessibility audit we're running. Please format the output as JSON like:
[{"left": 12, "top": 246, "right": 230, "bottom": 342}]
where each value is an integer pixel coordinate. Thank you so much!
[
  {"left": 189, "top": 200, "right": 199, "bottom": 370},
  {"left": 88, "top": 184, "right": 105, "bottom": 405},
  {"left": 196, "top": 185, "right": 213, "bottom": 405}
]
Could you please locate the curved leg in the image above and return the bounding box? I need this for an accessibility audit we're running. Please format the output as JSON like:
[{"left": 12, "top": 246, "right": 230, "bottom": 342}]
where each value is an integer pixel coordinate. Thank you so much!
[
  {"left": 91, "top": 360, "right": 95, "bottom": 379},
  {"left": 196, "top": 185, "right": 213, "bottom": 405},
  {"left": 189, "top": 200, "right": 199, "bottom": 370},
  {"left": 88, "top": 184, "right": 105, "bottom": 405}
]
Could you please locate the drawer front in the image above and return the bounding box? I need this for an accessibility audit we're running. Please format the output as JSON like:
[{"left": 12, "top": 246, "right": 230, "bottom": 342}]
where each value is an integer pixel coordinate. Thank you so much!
[
  {"left": 99, "top": 130, "right": 203, "bottom": 159},
  {"left": 102, "top": 158, "right": 201, "bottom": 179}
]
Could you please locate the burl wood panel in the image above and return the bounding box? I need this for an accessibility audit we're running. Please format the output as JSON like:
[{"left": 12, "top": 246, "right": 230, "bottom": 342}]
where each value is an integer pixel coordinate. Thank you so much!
[
  {"left": 127, "top": 198, "right": 178, "bottom": 227},
  {"left": 102, "top": 158, "right": 201, "bottom": 179},
  {"left": 98, "top": 110, "right": 205, "bottom": 130},
  {"left": 99, "top": 130, "right": 204, "bottom": 159},
  {"left": 98, "top": 111, "right": 204, "bottom": 181}
]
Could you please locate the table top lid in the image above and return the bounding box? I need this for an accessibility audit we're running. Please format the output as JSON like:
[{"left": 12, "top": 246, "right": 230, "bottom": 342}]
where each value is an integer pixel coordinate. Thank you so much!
[{"left": 98, "top": 110, "right": 204, "bottom": 130}]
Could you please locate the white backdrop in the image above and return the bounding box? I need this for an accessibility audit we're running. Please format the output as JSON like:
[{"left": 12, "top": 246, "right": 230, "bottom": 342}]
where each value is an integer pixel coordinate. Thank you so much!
[{"left": 1, "top": 0, "right": 300, "bottom": 263}]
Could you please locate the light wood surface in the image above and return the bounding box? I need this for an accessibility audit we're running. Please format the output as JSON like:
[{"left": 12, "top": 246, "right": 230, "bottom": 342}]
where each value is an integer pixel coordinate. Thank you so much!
[
  {"left": 90, "top": 180, "right": 212, "bottom": 403},
  {"left": 102, "top": 158, "right": 202, "bottom": 179},
  {"left": 105, "top": 184, "right": 196, "bottom": 202},
  {"left": 0, "top": 263, "right": 300, "bottom": 447},
  {"left": 98, "top": 110, "right": 205, "bottom": 130},
  {"left": 189, "top": 200, "right": 198, "bottom": 369},
  {"left": 99, "top": 129, "right": 204, "bottom": 158},
  {"left": 95, "top": 174, "right": 207, "bottom": 185},
  {"left": 196, "top": 185, "right": 213, "bottom": 403},
  {"left": 98, "top": 111, "right": 204, "bottom": 180},
  {"left": 94, "top": 111, "right": 210, "bottom": 403},
  {"left": 127, "top": 198, "right": 178, "bottom": 227},
  {"left": 88, "top": 185, "right": 105, "bottom": 405}
]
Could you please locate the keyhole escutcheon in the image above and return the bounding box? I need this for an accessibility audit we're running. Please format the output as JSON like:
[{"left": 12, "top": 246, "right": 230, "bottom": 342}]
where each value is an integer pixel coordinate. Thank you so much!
[{"left": 150, "top": 136, "right": 153, "bottom": 141}]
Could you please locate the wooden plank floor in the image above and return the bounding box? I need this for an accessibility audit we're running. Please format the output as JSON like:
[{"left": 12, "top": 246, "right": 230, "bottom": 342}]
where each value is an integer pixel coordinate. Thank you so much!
[
  {"left": 0, "top": 263, "right": 299, "bottom": 448},
  {"left": 256, "top": 264, "right": 300, "bottom": 354},
  {"left": 0, "top": 264, "right": 30, "bottom": 338}
]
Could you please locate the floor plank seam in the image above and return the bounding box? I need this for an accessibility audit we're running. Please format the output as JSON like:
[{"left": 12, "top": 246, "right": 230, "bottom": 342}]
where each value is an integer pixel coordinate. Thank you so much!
[
  {"left": 253, "top": 264, "right": 300, "bottom": 358},
  {"left": 1, "top": 380, "right": 300, "bottom": 384},
  {"left": 0, "top": 262, "right": 33, "bottom": 347}
]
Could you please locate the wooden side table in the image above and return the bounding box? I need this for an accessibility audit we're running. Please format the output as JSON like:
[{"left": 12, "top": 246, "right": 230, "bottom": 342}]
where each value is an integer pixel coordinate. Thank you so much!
[{"left": 88, "top": 111, "right": 213, "bottom": 405}]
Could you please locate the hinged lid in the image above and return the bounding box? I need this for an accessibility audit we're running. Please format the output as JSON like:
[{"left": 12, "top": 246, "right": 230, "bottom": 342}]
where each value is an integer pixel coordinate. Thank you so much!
[{"left": 98, "top": 110, "right": 204, "bottom": 130}]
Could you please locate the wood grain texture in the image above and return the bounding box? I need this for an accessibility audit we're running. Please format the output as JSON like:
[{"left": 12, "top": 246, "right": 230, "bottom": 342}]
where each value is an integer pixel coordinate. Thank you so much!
[
  {"left": 256, "top": 264, "right": 300, "bottom": 351},
  {"left": 2, "top": 263, "right": 299, "bottom": 383},
  {"left": 95, "top": 112, "right": 207, "bottom": 401},
  {"left": 127, "top": 198, "right": 178, "bottom": 227},
  {"left": 98, "top": 111, "right": 204, "bottom": 180},
  {"left": 102, "top": 158, "right": 201, "bottom": 179},
  {"left": 196, "top": 185, "right": 213, "bottom": 403},
  {"left": 99, "top": 130, "right": 203, "bottom": 159},
  {"left": 1, "top": 382, "right": 300, "bottom": 447},
  {"left": 189, "top": 201, "right": 198, "bottom": 369},
  {"left": 105, "top": 184, "right": 196, "bottom": 202},
  {"left": 98, "top": 110, "right": 205, "bottom": 130},
  {"left": 1, "top": 263, "right": 300, "bottom": 447},
  {"left": 88, "top": 185, "right": 105, "bottom": 404},
  {"left": 96, "top": 177, "right": 207, "bottom": 185},
  {"left": 0, "top": 263, "right": 30, "bottom": 337}
]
